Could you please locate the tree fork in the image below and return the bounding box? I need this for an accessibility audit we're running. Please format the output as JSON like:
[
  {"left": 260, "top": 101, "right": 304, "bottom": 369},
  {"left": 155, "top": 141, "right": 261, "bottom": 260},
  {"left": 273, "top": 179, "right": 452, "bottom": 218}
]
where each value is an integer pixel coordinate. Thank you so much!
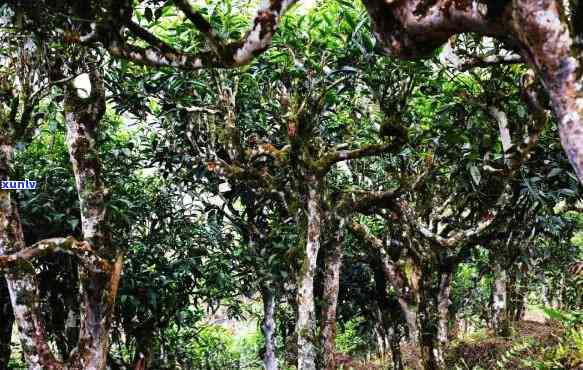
[{"left": 64, "top": 69, "right": 123, "bottom": 370}]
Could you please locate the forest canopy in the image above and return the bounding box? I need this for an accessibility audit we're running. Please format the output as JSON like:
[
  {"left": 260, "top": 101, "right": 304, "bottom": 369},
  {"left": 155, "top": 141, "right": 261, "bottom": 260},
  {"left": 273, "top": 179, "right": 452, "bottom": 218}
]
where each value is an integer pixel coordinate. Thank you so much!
[{"left": 0, "top": 0, "right": 582, "bottom": 369}]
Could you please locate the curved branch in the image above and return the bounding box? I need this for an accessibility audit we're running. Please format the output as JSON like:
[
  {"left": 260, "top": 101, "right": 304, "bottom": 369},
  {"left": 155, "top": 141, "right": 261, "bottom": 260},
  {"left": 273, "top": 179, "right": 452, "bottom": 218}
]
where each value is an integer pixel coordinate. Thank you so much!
[
  {"left": 405, "top": 187, "right": 513, "bottom": 248},
  {"left": 348, "top": 221, "right": 407, "bottom": 294},
  {"left": 106, "top": 0, "right": 298, "bottom": 69},
  {"left": 126, "top": 21, "right": 181, "bottom": 54},
  {"left": 315, "top": 141, "right": 400, "bottom": 175},
  {"left": 336, "top": 190, "right": 400, "bottom": 216},
  {"left": 174, "top": 0, "right": 223, "bottom": 53},
  {"left": 459, "top": 53, "right": 523, "bottom": 71},
  {"left": 0, "top": 237, "right": 111, "bottom": 273}
]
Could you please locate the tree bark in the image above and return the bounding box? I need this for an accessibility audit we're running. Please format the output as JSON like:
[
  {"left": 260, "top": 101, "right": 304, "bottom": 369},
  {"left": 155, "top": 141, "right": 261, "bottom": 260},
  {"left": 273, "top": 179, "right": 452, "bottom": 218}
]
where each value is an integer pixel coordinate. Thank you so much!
[
  {"left": 64, "top": 69, "right": 124, "bottom": 370},
  {"left": 371, "top": 261, "right": 403, "bottom": 370},
  {"left": 436, "top": 270, "right": 453, "bottom": 363},
  {"left": 296, "top": 176, "right": 322, "bottom": 370},
  {"left": 492, "top": 261, "right": 510, "bottom": 336},
  {"left": 512, "top": 0, "right": 583, "bottom": 183},
  {"left": 418, "top": 284, "right": 439, "bottom": 370},
  {"left": 320, "top": 217, "right": 344, "bottom": 370},
  {"left": 0, "top": 276, "right": 14, "bottom": 370},
  {"left": 261, "top": 284, "right": 278, "bottom": 370},
  {"left": 362, "top": 0, "right": 583, "bottom": 184},
  {"left": 0, "top": 135, "right": 61, "bottom": 370}
]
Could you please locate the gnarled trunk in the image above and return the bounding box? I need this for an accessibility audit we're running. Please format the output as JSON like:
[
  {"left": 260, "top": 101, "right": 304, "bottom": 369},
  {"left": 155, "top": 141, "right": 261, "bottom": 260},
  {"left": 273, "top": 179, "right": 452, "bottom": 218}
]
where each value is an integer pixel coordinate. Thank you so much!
[
  {"left": 64, "top": 70, "right": 123, "bottom": 370},
  {"left": 372, "top": 262, "right": 403, "bottom": 370},
  {"left": 0, "top": 135, "right": 61, "bottom": 370},
  {"left": 512, "top": 0, "right": 583, "bottom": 183},
  {"left": 0, "top": 276, "right": 14, "bottom": 369},
  {"left": 320, "top": 217, "right": 344, "bottom": 370},
  {"left": 296, "top": 176, "right": 322, "bottom": 370},
  {"left": 261, "top": 284, "right": 278, "bottom": 370}
]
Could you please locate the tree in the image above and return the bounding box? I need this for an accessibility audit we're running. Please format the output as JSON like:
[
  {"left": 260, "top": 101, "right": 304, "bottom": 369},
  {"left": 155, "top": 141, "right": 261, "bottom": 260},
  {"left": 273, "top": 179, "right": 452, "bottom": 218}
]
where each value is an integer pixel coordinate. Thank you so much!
[{"left": 10, "top": 0, "right": 582, "bottom": 185}]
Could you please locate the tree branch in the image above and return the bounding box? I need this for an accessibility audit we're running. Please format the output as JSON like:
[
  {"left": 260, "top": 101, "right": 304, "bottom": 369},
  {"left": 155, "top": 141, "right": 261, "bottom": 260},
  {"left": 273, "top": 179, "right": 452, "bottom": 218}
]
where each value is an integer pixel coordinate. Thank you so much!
[
  {"left": 315, "top": 142, "right": 400, "bottom": 175},
  {"left": 406, "top": 187, "right": 513, "bottom": 248},
  {"left": 483, "top": 71, "right": 549, "bottom": 175},
  {"left": 126, "top": 20, "right": 181, "bottom": 54},
  {"left": 0, "top": 237, "right": 111, "bottom": 273},
  {"left": 174, "top": 0, "right": 223, "bottom": 54},
  {"left": 336, "top": 190, "right": 400, "bottom": 216},
  {"left": 459, "top": 53, "right": 523, "bottom": 71},
  {"left": 348, "top": 220, "right": 408, "bottom": 294},
  {"left": 105, "top": 0, "right": 297, "bottom": 69}
]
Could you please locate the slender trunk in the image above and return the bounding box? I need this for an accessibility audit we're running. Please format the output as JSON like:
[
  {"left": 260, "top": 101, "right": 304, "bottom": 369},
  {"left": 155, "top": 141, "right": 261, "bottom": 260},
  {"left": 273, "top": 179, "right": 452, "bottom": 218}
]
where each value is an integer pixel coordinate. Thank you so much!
[
  {"left": 436, "top": 271, "right": 452, "bottom": 361},
  {"left": 296, "top": 176, "right": 321, "bottom": 370},
  {"left": 0, "top": 136, "right": 61, "bottom": 370},
  {"left": 400, "top": 300, "right": 419, "bottom": 344},
  {"left": 320, "top": 217, "right": 344, "bottom": 370},
  {"left": 0, "top": 276, "right": 14, "bottom": 369},
  {"left": 514, "top": 277, "right": 529, "bottom": 321},
  {"left": 417, "top": 267, "right": 441, "bottom": 370},
  {"left": 372, "top": 262, "right": 403, "bottom": 370},
  {"left": 388, "top": 323, "right": 403, "bottom": 370},
  {"left": 540, "top": 271, "right": 550, "bottom": 307},
  {"left": 261, "top": 285, "right": 278, "bottom": 370},
  {"left": 492, "top": 260, "right": 510, "bottom": 336},
  {"left": 418, "top": 298, "right": 439, "bottom": 370},
  {"left": 64, "top": 70, "right": 123, "bottom": 370},
  {"left": 132, "top": 334, "right": 153, "bottom": 370}
]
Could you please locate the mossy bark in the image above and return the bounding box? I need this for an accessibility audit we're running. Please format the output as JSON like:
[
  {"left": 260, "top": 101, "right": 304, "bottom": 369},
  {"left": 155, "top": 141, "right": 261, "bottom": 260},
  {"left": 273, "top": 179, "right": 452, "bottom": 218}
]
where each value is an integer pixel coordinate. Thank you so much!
[
  {"left": 64, "top": 70, "right": 123, "bottom": 370},
  {"left": 296, "top": 176, "right": 322, "bottom": 370},
  {"left": 491, "top": 260, "right": 511, "bottom": 337},
  {"left": 261, "top": 284, "right": 278, "bottom": 370},
  {"left": 320, "top": 217, "right": 344, "bottom": 370},
  {"left": 0, "top": 276, "right": 14, "bottom": 370},
  {"left": 0, "top": 134, "right": 62, "bottom": 370}
]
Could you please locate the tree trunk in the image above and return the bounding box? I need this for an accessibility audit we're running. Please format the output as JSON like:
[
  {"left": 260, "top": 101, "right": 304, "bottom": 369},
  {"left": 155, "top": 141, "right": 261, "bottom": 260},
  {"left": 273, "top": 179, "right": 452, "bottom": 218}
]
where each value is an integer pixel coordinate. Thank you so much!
[
  {"left": 418, "top": 299, "right": 439, "bottom": 370},
  {"left": 320, "top": 217, "right": 344, "bottom": 370},
  {"left": 492, "top": 261, "right": 510, "bottom": 336},
  {"left": 417, "top": 266, "right": 441, "bottom": 370},
  {"left": 64, "top": 70, "right": 124, "bottom": 370},
  {"left": 540, "top": 271, "right": 550, "bottom": 307},
  {"left": 372, "top": 238, "right": 419, "bottom": 344},
  {"left": 388, "top": 323, "right": 403, "bottom": 370},
  {"left": 132, "top": 333, "right": 153, "bottom": 370},
  {"left": 296, "top": 176, "right": 322, "bottom": 370},
  {"left": 372, "top": 262, "right": 403, "bottom": 370},
  {"left": 0, "top": 136, "right": 61, "bottom": 370},
  {"left": 261, "top": 284, "right": 278, "bottom": 370},
  {"left": 0, "top": 276, "right": 14, "bottom": 370},
  {"left": 514, "top": 277, "right": 529, "bottom": 321},
  {"left": 436, "top": 270, "right": 452, "bottom": 360}
]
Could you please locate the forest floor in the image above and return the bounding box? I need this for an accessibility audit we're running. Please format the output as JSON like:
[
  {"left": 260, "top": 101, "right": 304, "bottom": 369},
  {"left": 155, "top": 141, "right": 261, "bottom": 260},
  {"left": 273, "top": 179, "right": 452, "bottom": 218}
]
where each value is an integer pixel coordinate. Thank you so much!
[{"left": 341, "top": 318, "right": 565, "bottom": 369}]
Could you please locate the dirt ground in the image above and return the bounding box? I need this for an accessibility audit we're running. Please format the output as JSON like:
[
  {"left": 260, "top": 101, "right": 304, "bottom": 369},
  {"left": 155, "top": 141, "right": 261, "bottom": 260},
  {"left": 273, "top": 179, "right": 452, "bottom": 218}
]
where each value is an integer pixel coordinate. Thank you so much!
[{"left": 336, "top": 319, "right": 564, "bottom": 370}]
